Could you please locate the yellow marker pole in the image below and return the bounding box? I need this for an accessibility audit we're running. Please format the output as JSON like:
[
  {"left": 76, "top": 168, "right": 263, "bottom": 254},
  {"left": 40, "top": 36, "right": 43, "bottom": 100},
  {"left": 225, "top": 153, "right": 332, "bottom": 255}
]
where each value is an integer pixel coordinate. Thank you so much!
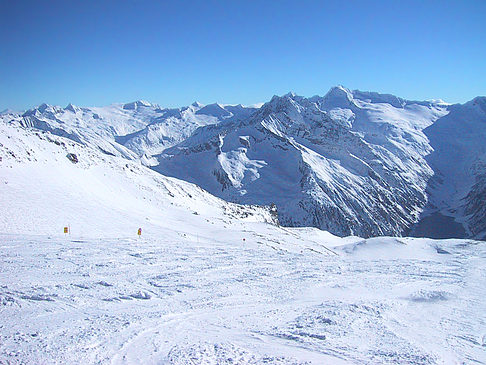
[
  {"left": 64, "top": 226, "right": 69, "bottom": 234},
  {"left": 138, "top": 228, "right": 142, "bottom": 238}
]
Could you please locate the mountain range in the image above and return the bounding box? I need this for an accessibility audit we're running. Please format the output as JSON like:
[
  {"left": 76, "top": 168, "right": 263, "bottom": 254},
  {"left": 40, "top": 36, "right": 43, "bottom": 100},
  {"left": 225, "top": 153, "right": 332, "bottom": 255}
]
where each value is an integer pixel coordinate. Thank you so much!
[{"left": 2, "top": 86, "right": 485, "bottom": 239}]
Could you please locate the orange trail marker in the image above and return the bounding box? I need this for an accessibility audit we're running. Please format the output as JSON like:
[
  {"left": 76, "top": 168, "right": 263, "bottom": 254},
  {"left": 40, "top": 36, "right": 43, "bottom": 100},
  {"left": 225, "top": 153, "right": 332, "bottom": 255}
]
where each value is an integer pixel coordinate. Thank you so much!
[
  {"left": 64, "top": 227, "right": 69, "bottom": 234},
  {"left": 138, "top": 228, "right": 142, "bottom": 237}
]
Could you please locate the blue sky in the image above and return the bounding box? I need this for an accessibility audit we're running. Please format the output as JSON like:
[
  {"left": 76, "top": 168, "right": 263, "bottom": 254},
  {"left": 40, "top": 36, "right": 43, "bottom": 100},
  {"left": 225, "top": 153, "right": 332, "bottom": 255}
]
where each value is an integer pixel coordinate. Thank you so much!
[{"left": 1, "top": 0, "right": 485, "bottom": 110}]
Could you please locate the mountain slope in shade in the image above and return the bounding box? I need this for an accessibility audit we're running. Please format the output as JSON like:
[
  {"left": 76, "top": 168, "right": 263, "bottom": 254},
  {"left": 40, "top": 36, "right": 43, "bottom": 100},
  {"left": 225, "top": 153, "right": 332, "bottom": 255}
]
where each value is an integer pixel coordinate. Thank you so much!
[
  {"left": 154, "top": 86, "right": 475, "bottom": 238},
  {"left": 411, "top": 96, "right": 486, "bottom": 239}
]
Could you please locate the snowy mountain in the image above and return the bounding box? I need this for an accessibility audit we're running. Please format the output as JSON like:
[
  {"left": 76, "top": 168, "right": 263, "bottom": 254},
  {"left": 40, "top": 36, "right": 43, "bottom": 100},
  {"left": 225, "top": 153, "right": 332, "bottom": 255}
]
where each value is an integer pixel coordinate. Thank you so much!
[
  {"left": 2, "top": 108, "right": 486, "bottom": 364},
  {"left": 1, "top": 100, "right": 257, "bottom": 162},
  {"left": 154, "top": 87, "right": 486, "bottom": 239},
  {"left": 115, "top": 102, "right": 256, "bottom": 159}
]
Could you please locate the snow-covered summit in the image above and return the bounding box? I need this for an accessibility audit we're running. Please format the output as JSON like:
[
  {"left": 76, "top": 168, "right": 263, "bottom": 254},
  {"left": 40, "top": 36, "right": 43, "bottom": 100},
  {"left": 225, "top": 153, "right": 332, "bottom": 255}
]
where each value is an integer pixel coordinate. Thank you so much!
[
  {"left": 23, "top": 103, "right": 62, "bottom": 117},
  {"left": 320, "top": 85, "right": 356, "bottom": 108},
  {"left": 196, "top": 103, "right": 232, "bottom": 118},
  {"left": 0, "top": 108, "right": 20, "bottom": 116},
  {"left": 64, "top": 103, "right": 81, "bottom": 113},
  {"left": 191, "top": 101, "right": 204, "bottom": 108},
  {"left": 123, "top": 100, "right": 156, "bottom": 110}
]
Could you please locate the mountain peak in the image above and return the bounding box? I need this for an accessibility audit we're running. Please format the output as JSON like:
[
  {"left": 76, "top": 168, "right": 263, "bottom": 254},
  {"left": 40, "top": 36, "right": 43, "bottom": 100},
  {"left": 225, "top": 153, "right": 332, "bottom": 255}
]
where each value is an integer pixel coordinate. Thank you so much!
[
  {"left": 191, "top": 101, "right": 204, "bottom": 108},
  {"left": 64, "top": 103, "right": 80, "bottom": 113},
  {"left": 21, "top": 103, "right": 61, "bottom": 117},
  {"left": 467, "top": 96, "right": 486, "bottom": 113},
  {"left": 351, "top": 90, "right": 407, "bottom": 108},
  {"left": 314, "top": 85, "right": 355, "bottom": 109},
  {"left": 324, "top": 85, "right": 353, "bottom": 100},
  {"left": 1, "top": 108, "right": 20, "bottom": 115},
  {"left": 195, "top": 103, "right": 232, "bottom": 118},
  {"left": 38, "top": 103, "right": 52, "bottom": 112},
  {"left": 284, "top": 91, "right": 297, "bottom": 98},
  {"left": 123, "top": 100, "right": 153, "bottom": 110}
]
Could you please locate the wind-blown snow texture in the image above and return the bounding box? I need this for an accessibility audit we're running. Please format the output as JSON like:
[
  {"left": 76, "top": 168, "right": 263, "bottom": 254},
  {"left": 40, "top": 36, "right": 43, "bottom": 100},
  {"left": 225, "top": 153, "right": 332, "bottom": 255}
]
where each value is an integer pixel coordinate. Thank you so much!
[{"left": 1, "top": 118, "right": 485, "bottom": 364}]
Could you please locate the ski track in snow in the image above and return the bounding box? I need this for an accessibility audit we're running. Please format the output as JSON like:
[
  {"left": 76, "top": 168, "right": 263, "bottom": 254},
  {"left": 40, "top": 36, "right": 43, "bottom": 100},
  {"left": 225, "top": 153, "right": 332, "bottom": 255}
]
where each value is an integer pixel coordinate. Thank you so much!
[{"left": 0, "top": 233, "right": 485, "bottom": 364}]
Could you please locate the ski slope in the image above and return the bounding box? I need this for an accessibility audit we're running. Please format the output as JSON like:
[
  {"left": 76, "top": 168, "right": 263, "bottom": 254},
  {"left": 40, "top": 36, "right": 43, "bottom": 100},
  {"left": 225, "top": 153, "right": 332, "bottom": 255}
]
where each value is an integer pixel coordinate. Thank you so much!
[
  {"left": 1, "top": 121, "right": 485, "bottom": 364},
  {"left": 1, "top": 234, "right": 485, "bottom": 364}
]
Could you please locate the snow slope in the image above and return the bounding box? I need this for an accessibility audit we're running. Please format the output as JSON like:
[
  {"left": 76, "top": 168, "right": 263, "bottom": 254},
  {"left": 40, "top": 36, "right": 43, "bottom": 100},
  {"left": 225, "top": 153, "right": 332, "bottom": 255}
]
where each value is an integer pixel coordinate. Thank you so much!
[
  {"left": 155, "top": 87, "right": 451, "bottom": 238},
  {"left": 1, "top": 110, "right": 485, "bottom": 364},
  {"left": 2, "top": 232, "right": 485, "bottom": 364}
]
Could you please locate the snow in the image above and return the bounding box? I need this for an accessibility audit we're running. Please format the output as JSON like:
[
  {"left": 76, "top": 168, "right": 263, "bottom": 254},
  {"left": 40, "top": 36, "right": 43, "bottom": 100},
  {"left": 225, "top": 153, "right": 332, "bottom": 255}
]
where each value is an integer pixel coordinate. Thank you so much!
[
  {"left": 1, "top": 109, "right": 486, "bottom": 364},
  {"left": 1, "top": 231, "right": 485, "bottom": 363}
]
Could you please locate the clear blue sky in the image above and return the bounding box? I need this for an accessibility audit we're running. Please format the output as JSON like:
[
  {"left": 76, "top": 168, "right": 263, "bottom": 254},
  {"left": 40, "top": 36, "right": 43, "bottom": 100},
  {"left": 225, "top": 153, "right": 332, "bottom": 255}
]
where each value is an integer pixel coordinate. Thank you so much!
[{"left": 1, "top": 0, "right": 485, "bottom": 110}]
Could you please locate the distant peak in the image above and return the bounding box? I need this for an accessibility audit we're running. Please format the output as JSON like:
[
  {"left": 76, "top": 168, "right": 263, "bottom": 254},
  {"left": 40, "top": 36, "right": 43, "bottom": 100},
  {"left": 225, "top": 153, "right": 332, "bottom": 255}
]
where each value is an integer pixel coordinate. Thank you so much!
[
  {"left": 0, "top": 108, "right": 18, "bottom": 115},
  {"left": 471, "top": 96, "right": 486, "bottom": 104},
  {"left": 351, "top": 90, "right": 407, "bottom": 108},
  {"left": 136, "top": 100, "right": 152, "bottom": 107},
  {"left": 331, "top": 85, "right": 349, "bottom": 92},
  {"left": 324, "top": 85, "right": 353, "bottom": 99},
  {"left": 426, "top": 99, "right": 449, "bottom": 105},
  {"left": 21, "top": 103, "right": 60, "bottom": 117},
  {"left": 123, "top": 100, "right": 153, "bottom": 110},
  {"left": 262, "top": 93, "right": 306, "bottom": 115},
  {"left": 207, "top": 102, "right": 225, "bottom": 108},
  {"left": 195, "top": 103, "right": 232, "bottom": 118},
  {"left": 316, "top": 86, "right": 355, "bottom": 109},
  {"left": 467, "top": 96, "right": 486, "bottom": 113},
  {"left": 191, "top": 101, "right": 204, "bottom": 108},
  {"left": 64, "top": 103, "right": 80, "bottom": 113},
  {"left": 38, "top": 103, "right": 51, "bottom": 112},
  {"left": 245, "top": 102, "right": 264, "bottom": 108}
]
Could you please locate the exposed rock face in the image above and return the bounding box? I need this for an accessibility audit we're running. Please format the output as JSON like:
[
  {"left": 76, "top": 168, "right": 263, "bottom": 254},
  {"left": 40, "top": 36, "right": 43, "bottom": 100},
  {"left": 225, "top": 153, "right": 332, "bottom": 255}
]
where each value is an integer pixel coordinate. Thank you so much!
[{"left": 66, "top": 153, "right": 78, "bottom": 164}]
